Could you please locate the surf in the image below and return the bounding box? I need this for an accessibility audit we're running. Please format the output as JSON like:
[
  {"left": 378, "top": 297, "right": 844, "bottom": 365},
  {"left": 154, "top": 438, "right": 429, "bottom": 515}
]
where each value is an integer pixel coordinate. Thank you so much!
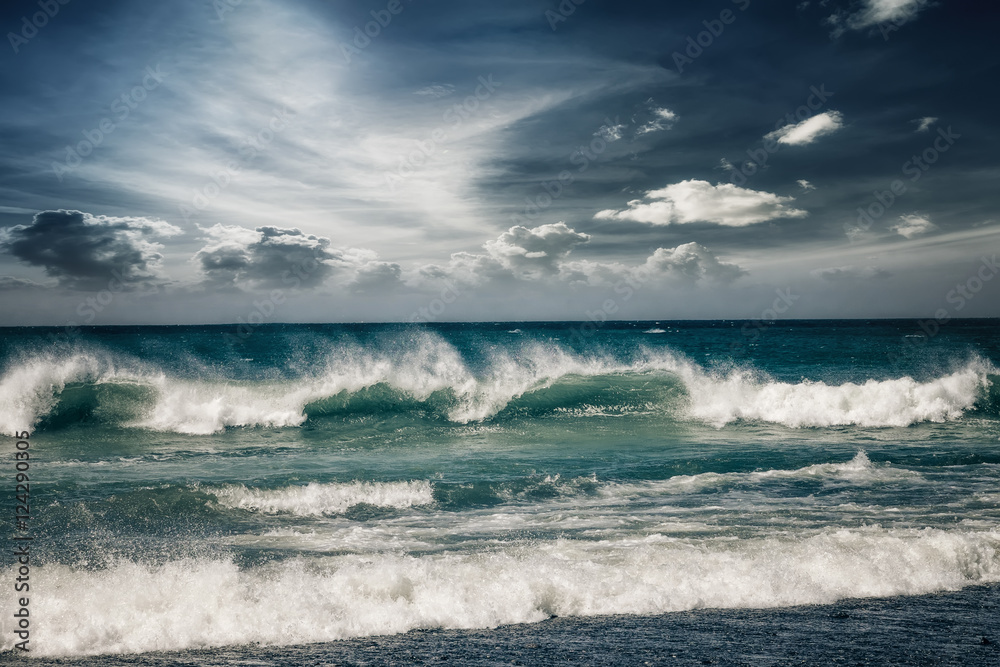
[{"left": 0, "top": 332, "right": 996, "bottom": 434}]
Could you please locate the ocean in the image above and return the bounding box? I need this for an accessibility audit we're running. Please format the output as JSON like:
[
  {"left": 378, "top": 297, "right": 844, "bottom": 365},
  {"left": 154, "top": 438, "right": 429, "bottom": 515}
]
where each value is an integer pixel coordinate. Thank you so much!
[{"left": 1, "top": 320, "right": 998, "bottom": 662}]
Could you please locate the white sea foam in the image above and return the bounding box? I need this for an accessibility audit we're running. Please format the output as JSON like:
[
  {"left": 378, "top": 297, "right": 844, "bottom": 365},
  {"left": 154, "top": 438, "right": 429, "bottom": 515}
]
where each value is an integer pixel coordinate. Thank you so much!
[
  {"left": 209, "top": 480, "right": 434, "bottom": 515},
  {"left": 0, "top": 334, "right": 994, "bottom": 434},
  {"left": 643, "top": 328, "right": 667, "bottom": 334},
  {"left": 3, "top": 527, "right": 997, "bottom": 656},
  {"left": 681, "top": 360, "right": 993, "bottom": 428}
]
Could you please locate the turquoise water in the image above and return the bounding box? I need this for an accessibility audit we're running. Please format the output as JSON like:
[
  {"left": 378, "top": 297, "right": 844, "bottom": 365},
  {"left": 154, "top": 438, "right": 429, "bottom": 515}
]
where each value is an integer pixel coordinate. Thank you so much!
[{"left": 1, "top": 320, "right": 999, "bottom": 656}]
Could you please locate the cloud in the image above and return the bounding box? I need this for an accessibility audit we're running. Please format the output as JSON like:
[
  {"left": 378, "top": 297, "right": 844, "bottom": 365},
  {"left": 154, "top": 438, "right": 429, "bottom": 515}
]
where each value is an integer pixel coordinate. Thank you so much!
[
  {"left": 913, "top": 116, "right": 938, "bottom": 132},
  {"left": 349, "top": 261, "right": 404, "bottom": 294},
  {"left": 193, "top": 225, "right": 400, "bottom": 291},
  {"left": 811, "top": 265, "right": 892, "bottom": 281},
  {"left": 765, "top": 111, "right": 844, "bottom": 146},
  {"left": 595, "top": 119, "right": 627, "bottom": 142},
  {"left": 797, "top": 179, "right": 816, "bottom": 191},
  {"left": 636, "top": 107, "right": 679, "bottom": 135},
  {"left": 0, "top": 210, "right": 181, "bottom": 290},
  {"left": 482, "top": 222, "right": 591, "bottom": 279},
  {"left": 891, "top": 214, "right": 936, "bottom": 239},
  {"left": 415, "top": 222, "right": 596, "bottom": 286},
  {"left": 829, "top": 0, "right": 931, "bottom": 34},
  {"left": 0, "top": 276, "right": 47, "bottom": 291},
  {"left": 561, "top": 243, "right": 745, "bottom": 286},
  {"left": 595, "top": 180, "right": 808, "bottom": 227},
  {"left": 638, "top": 243, "right": 746, "bottom": 283},
  {"left": 413, "top": 84, "right": 455, "bottom": 98}
]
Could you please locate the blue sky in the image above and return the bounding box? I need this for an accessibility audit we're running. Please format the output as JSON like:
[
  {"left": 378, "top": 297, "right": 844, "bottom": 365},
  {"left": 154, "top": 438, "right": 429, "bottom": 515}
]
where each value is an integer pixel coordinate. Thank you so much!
[{"left": 0, "top": 0, "right": 998, "bottom": 324}]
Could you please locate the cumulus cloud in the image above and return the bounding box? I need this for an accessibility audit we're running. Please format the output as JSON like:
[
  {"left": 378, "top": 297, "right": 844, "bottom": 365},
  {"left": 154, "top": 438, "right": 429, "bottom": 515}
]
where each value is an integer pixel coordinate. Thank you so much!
[
  {"left": 765, "top": 111, "right": 844, "bottom": 146},
  {"left": 811, "top": 265, "right": 892, "bottom": 281},
  {"left": 482, "top": 222, "right": 590, "bottom": 279},
  {"left": 829, "top": 0, "right": 931, "bottom": 34},
  {"left": 0, "top": 209, "right": 181, "bottom": 289},
  {"left": 561, "top": 243, "right": 745, "bottom": 286},
  {"left": 913, "top": 116, "right": 938, "bottom": 132},
  {"left": 416, "top": 222, "right": 600, "bottom": 287},
  {"left": 797, "top": 179, "right": 816, "bottom": 191},
  {"left": 192, "top": 225, "right": 400, "bottom": 291},
  {"left": 891, "top": 214, "right": 936, "bottom": 238},
  {"left": 595, "top": 180, "right": 808, "bottom": 227}
]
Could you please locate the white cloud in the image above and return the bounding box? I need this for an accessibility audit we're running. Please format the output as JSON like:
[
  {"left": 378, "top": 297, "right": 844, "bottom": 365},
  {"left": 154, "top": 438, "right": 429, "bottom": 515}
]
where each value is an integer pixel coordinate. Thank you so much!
[
  {"left": 811, "top": 265, "right": 892, "bottom": 281},
  {"left": 562, "top": 243, "right": 745, "bottom": 286},
  {"left": 595, "top": 119, "right": 627, "bottom": 142},
  {"left": 594, "top": 180, "right": 808, "bottom": 227},
  {"left": 416, "top": 222, "right": 590, "bottom": 285},
  {"left": 891, "top": 214, "right": 936, "bottom": 239},
  {"left": 797, "top": 179, "right": 816, "bottom": 191},
  {"left": 765, "top": 111, "right": 844, "bottom": 146},
  {"left": 482, "top": 222, "right": 590, "bottom": 279},
  {"left": 829, "top": 0, "right": 931, "bottom": 34},
  {"left": 913, "top": 116, "right": 938, "bottom": 132},
  {"left": 637, "top": 107, "right": 678, "bottom": 135}
]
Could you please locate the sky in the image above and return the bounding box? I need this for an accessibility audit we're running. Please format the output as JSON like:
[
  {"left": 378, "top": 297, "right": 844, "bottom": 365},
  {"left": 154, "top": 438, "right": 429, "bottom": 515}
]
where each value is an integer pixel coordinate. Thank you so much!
[{"left": 0, "top": 0, "right": 997, "bottom": 325}]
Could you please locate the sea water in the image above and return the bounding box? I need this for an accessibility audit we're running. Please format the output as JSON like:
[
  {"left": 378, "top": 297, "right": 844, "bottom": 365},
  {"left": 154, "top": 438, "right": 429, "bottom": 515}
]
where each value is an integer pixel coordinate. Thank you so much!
[{"left": 0, "top": 320, "right": 998, "bottom": 657}]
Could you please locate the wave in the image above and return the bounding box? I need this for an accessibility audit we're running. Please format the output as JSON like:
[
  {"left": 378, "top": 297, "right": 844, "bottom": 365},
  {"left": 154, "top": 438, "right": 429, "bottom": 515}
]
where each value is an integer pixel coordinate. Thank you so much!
[
  {"left": 3, "top": 527, "right": 997, "bottom": 656},
  {"left": 0, "top": 334, "right": 995, "bottom": 434},
  {"left": 208, "top": 480, "right": 434, "bottom": 516},
  {"left": 597, "top": 450, "right": 921, "bottom": 498}
]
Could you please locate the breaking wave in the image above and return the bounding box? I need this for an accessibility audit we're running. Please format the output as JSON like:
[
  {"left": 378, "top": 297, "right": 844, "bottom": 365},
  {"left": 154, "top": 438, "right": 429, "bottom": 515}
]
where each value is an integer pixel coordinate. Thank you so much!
[
  {"left": 0, "top": 333, "right": 995, "bottom": 434},
  {"left": 3, "top": 527, "right": 998, "bottom": 656}
]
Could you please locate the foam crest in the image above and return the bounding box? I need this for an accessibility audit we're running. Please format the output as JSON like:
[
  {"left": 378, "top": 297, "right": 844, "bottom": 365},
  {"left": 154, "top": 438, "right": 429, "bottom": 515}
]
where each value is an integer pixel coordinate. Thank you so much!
[
  {"left": 0, "top": 334, "right": 994, "bottom": 433},
  {"left": 3, "top": 527, "right": 997, "bottom": 656},
  {"left": 210, "top": 480, "right": 434, "bottom": 515},
  {"left": 0, "top": 350, "right": 133, "bottom": 435},
  {"left": 682, "top": 358, "right": 995, "bottom": 428}
]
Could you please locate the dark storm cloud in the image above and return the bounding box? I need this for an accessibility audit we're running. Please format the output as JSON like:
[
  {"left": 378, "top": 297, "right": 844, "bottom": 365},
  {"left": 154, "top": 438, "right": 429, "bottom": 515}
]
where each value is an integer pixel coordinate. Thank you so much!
[
  {"left": 0, "top": 209, "right": 181, "bottom": 289},
  {"left": 192, "top": 225, "right": 404, "bottom": 291}
]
